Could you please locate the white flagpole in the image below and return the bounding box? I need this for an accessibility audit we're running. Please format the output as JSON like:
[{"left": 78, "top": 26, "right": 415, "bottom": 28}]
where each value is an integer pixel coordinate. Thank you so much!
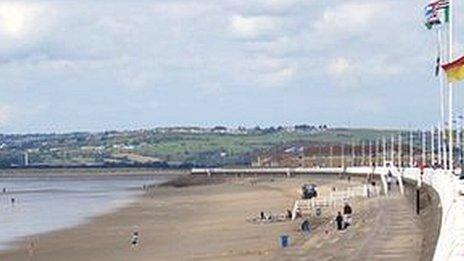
[
  {"left": 438, "top": 27, "right": 447, "bottom": 169},
  {"left": 390, "top": 135, "right": 395, "bottom": 164},
  {"left": 460, "top": 115, "right": 463, "bottom": 166},
  {"left": 369, "top": 140, "right": 373, "bottom": 167},
  {"left": 448, "top": 0, "right": 454, "bottom": 173},
  {"left": 330, "top": 146, "right": 333, "bottom": 167},
  {"left": 410, "top": 130, "right": 414, "bottom": 167},
  {"left": 438, "top": 123, "right": 442, "bottom": 165},
  {"left": 422, "top": 131, "right": 426, "bottom": 164},
  {"left": 383, "top": 137, "right": 387, "bottom": 166},
  {"left": 361, "top": 141, "right": 365, "bottom": 166},
  {"left": 351, "top": 139, "right": 355, "bottom": 166},
  {"left": 431, "top": 126, "right": 435, "bottom": 166},
  {"left": 398, "top": 133, "right": 402, "bottom": 167},
  {"left": 341, "top": 144, "right": 345, "bottom": 168},
  {"left": 457, "top": 118, "right": 461, "bottom": 166},
  {"left": 443, "top": 123, "right": 448, "bottom": 170}
]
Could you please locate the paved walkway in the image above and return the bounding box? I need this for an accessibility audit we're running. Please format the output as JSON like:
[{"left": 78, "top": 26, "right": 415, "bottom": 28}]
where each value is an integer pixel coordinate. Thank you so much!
[{"left": 276, "top": 186, "right": 431, "bottom": 261}]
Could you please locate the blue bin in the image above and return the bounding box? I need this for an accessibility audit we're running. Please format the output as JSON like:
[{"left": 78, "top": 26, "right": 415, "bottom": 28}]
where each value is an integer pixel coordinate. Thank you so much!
[{"left": 279, "top": 235, "right": 289, "bottom": 248}]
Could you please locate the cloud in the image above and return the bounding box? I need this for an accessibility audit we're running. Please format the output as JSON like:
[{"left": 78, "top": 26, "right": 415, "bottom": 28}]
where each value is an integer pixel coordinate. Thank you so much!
[
  {"left": 327, "top": 58, "right": 350, "bottom": 76},
  {"left": 314, "top": 2, "right": 388, "bottom": 36},
  {"left": 0, "top": 0, "right": 457, "bottom": 132},
  {"left": 0, "top": 2, "right": 48, "bottom": 38},
  {"left": 257, "top": 66, "right": 294, "bottom": 87},
  {"left": 229, "top": 15, "right": 278, "bottom": 39},
  {"left": 224, "top": 0, "right": 308, "bottom": 16},
  {"left": 151, "top": 1, "right": 217, "bottom": 19}
]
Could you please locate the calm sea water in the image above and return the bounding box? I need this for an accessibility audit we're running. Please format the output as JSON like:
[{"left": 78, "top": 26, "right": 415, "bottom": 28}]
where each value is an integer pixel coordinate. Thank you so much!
[{"left": 0, "top": 174, "right": 169, "bottom": 250}]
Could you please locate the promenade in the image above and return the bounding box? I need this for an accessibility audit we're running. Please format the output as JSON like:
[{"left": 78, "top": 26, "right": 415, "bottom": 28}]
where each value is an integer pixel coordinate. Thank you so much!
[{"left": 192, "top": 166, "right": 459, "bottom": 260}]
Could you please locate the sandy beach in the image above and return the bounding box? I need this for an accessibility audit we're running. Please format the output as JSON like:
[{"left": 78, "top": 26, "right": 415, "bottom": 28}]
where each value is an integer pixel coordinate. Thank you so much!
[{"left": 0, "top": 174, "right": 440, "bottom": 261}]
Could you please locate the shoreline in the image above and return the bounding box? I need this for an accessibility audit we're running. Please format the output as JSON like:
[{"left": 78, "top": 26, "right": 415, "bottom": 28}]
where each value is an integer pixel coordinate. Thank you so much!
[
  {"left": 0, "top": 167, "right": 189, "bottom": 177},
  {"left": 2, "top": 192, "right": 141, "bottom": 252},
  {"left": 0, "top": 171, "right": 181, "bottom": 253},
  {"left": 0, "top": 174, "right": 440, "bottom": 260},
  {"left": 0, "top": 183, "right": 173, "bottom": 252}
]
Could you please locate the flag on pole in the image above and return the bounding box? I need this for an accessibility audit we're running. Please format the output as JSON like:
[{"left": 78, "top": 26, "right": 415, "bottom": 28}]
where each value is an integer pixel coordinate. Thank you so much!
[
  {"left": 424, "top": 0, "right": 450, "bottom": 29},
  {"left": 439, "top": 0, "right": 450, "bottom": 23},
  {"left": 425, "top": 4, "right": 440, "bottom": 29},
  {"left": 442, "top": 55, "right": 464, "bottom": 83}
]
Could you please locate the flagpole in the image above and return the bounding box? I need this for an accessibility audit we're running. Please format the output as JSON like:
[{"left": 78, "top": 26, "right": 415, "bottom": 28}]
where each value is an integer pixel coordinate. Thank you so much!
[
  {"left": 438, "top": 122, "right": 442, "bottom": 165},
  {"left": 437, "top": 27, "right": 447, "bottom": 169},
  {"left": 431, "top": 126, "right": 435, "bottom": 166},
  {"left": 382, "top": 136, "right": 386, "bottom": 166},
  {"left": 448, "top": 0, "right": 454, "bottom": 173},
  {"left": 341, "top": 144, "right": 345, "bottom": 168},
  {"left": 361, "top": 141, "right": 365, "bottom": 166},
  {"left": 368, "top": 140, "right": 372, "bottom": 167},
  {"left": 391, "top": 135, "right": 395, "bottom": 164},
  {"left": 410, "top": 130, "right": 414, "bottom": 167},
  {"left": 398, "top": 133, "right": 402, "bottom": 167}
]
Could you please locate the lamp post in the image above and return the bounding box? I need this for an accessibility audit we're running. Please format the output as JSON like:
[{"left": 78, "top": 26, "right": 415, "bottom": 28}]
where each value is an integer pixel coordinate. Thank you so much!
[
  {"left": 361, "top": 141, "right": 365, "bottom": 166},
  {"left": 458, "top": 115, "right": 463, "bottom": 167},
  {"left": 351, "top": 140, "right": 355, "bottom": 167},
  {"left": 409, "top": 130, "right": 414, "bottom": 167},
  {"left": 398, "top": 133, "right": 402, "bottom": 167},
  {"left": 390, "top": 135, "right": 395, "bottom": 164},
  {"left": 382, "top": 136, "right": 387, "bottom": 166},
  {"left": 422, "top": 130, "right": 426, "bottom": 165},
  {"left": 368, "top": 140, "right": 372, "bottom": 167}
]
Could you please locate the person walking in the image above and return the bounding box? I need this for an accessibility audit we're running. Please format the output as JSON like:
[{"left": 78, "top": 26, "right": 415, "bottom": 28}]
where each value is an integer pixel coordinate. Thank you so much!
[
  {"left": 343, "top": 203, "right": 353, "bottom": 228},
  {"left": 387, "top": 173, "right": 392, "bottom": 193},
  {"left": 301, "top": 219, "right": 311, "bottom": 236},
  {"left": 335, "top": 212, "right": 344, "bottom": 231}
]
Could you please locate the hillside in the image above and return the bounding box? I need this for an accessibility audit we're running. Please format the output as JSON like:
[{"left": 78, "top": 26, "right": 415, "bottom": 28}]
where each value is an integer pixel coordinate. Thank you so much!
[{"left": 0, "top": 127, "right": 400, "bottom": 168}]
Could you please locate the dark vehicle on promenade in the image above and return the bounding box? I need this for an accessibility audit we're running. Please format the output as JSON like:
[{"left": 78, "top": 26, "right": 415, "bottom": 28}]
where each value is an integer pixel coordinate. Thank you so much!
[{"left": 301, "top": 184, "right": 318, "bottom": 199}]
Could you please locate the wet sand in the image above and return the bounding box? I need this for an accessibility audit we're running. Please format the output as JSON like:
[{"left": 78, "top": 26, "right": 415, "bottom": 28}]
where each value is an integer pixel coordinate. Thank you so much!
[{"left": 0, "top": 175, "right": 440, "bottom": 261}]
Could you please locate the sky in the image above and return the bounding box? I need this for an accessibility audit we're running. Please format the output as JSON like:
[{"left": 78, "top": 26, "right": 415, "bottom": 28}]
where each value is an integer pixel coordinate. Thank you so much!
[{"left": 0, "top": 0, "right": 463, "bottom": 133}]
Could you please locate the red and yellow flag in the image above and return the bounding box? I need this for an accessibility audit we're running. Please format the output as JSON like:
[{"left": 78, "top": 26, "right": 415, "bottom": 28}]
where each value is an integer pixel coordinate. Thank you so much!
[{"left": 442, "top": 55, "right": 464, "bottom": 83}]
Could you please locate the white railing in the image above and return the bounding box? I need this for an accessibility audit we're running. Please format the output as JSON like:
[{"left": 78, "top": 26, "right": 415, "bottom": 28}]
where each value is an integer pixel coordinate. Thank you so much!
[{"left": 291, "top": 185, "right": 377, "bottom": 220}]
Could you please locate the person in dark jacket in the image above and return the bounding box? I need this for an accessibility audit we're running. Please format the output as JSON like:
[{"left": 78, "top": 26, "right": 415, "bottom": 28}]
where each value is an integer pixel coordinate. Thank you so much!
[
  {"left": 301, "top": 219, "right": 311, "bottom": 234},
  {"left": 335, "top": 212, "right": 344, "bottom": 230}
]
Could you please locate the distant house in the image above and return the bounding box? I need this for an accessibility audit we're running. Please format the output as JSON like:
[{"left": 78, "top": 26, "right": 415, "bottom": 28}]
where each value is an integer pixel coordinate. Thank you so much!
[{"left": 212, "top": 126, "right": 228, "bottom": 133}]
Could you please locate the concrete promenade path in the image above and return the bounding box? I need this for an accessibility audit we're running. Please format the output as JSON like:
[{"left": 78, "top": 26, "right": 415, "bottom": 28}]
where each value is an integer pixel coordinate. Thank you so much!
[{"left": 276, "top": 185, "right": 439, "bottom": 261}]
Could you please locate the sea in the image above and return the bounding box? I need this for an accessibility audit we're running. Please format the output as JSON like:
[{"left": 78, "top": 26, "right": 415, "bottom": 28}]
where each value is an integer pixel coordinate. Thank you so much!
[{"left": 0, "top": 174, "right": 170, "bottom": 250}]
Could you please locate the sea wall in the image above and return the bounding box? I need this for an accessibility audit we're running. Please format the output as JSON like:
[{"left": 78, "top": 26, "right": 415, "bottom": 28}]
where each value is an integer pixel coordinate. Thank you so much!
[{"left": 351, "top": 166, "right": 463, "bottom": 261}]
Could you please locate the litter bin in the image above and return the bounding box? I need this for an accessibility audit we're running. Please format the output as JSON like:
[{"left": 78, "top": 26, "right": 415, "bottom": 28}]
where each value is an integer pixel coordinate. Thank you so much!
[{"left": 279, "top": 235, "right": 289, "bottom": 248}]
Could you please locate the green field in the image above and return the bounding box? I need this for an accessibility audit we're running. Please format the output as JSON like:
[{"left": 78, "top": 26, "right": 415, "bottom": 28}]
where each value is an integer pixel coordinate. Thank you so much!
[
  {"left": 2, "top": 128, "right": 403, "bottom": 167},
  {"left": 131, "top": 128, "right": 400, "bottom": 166}
]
